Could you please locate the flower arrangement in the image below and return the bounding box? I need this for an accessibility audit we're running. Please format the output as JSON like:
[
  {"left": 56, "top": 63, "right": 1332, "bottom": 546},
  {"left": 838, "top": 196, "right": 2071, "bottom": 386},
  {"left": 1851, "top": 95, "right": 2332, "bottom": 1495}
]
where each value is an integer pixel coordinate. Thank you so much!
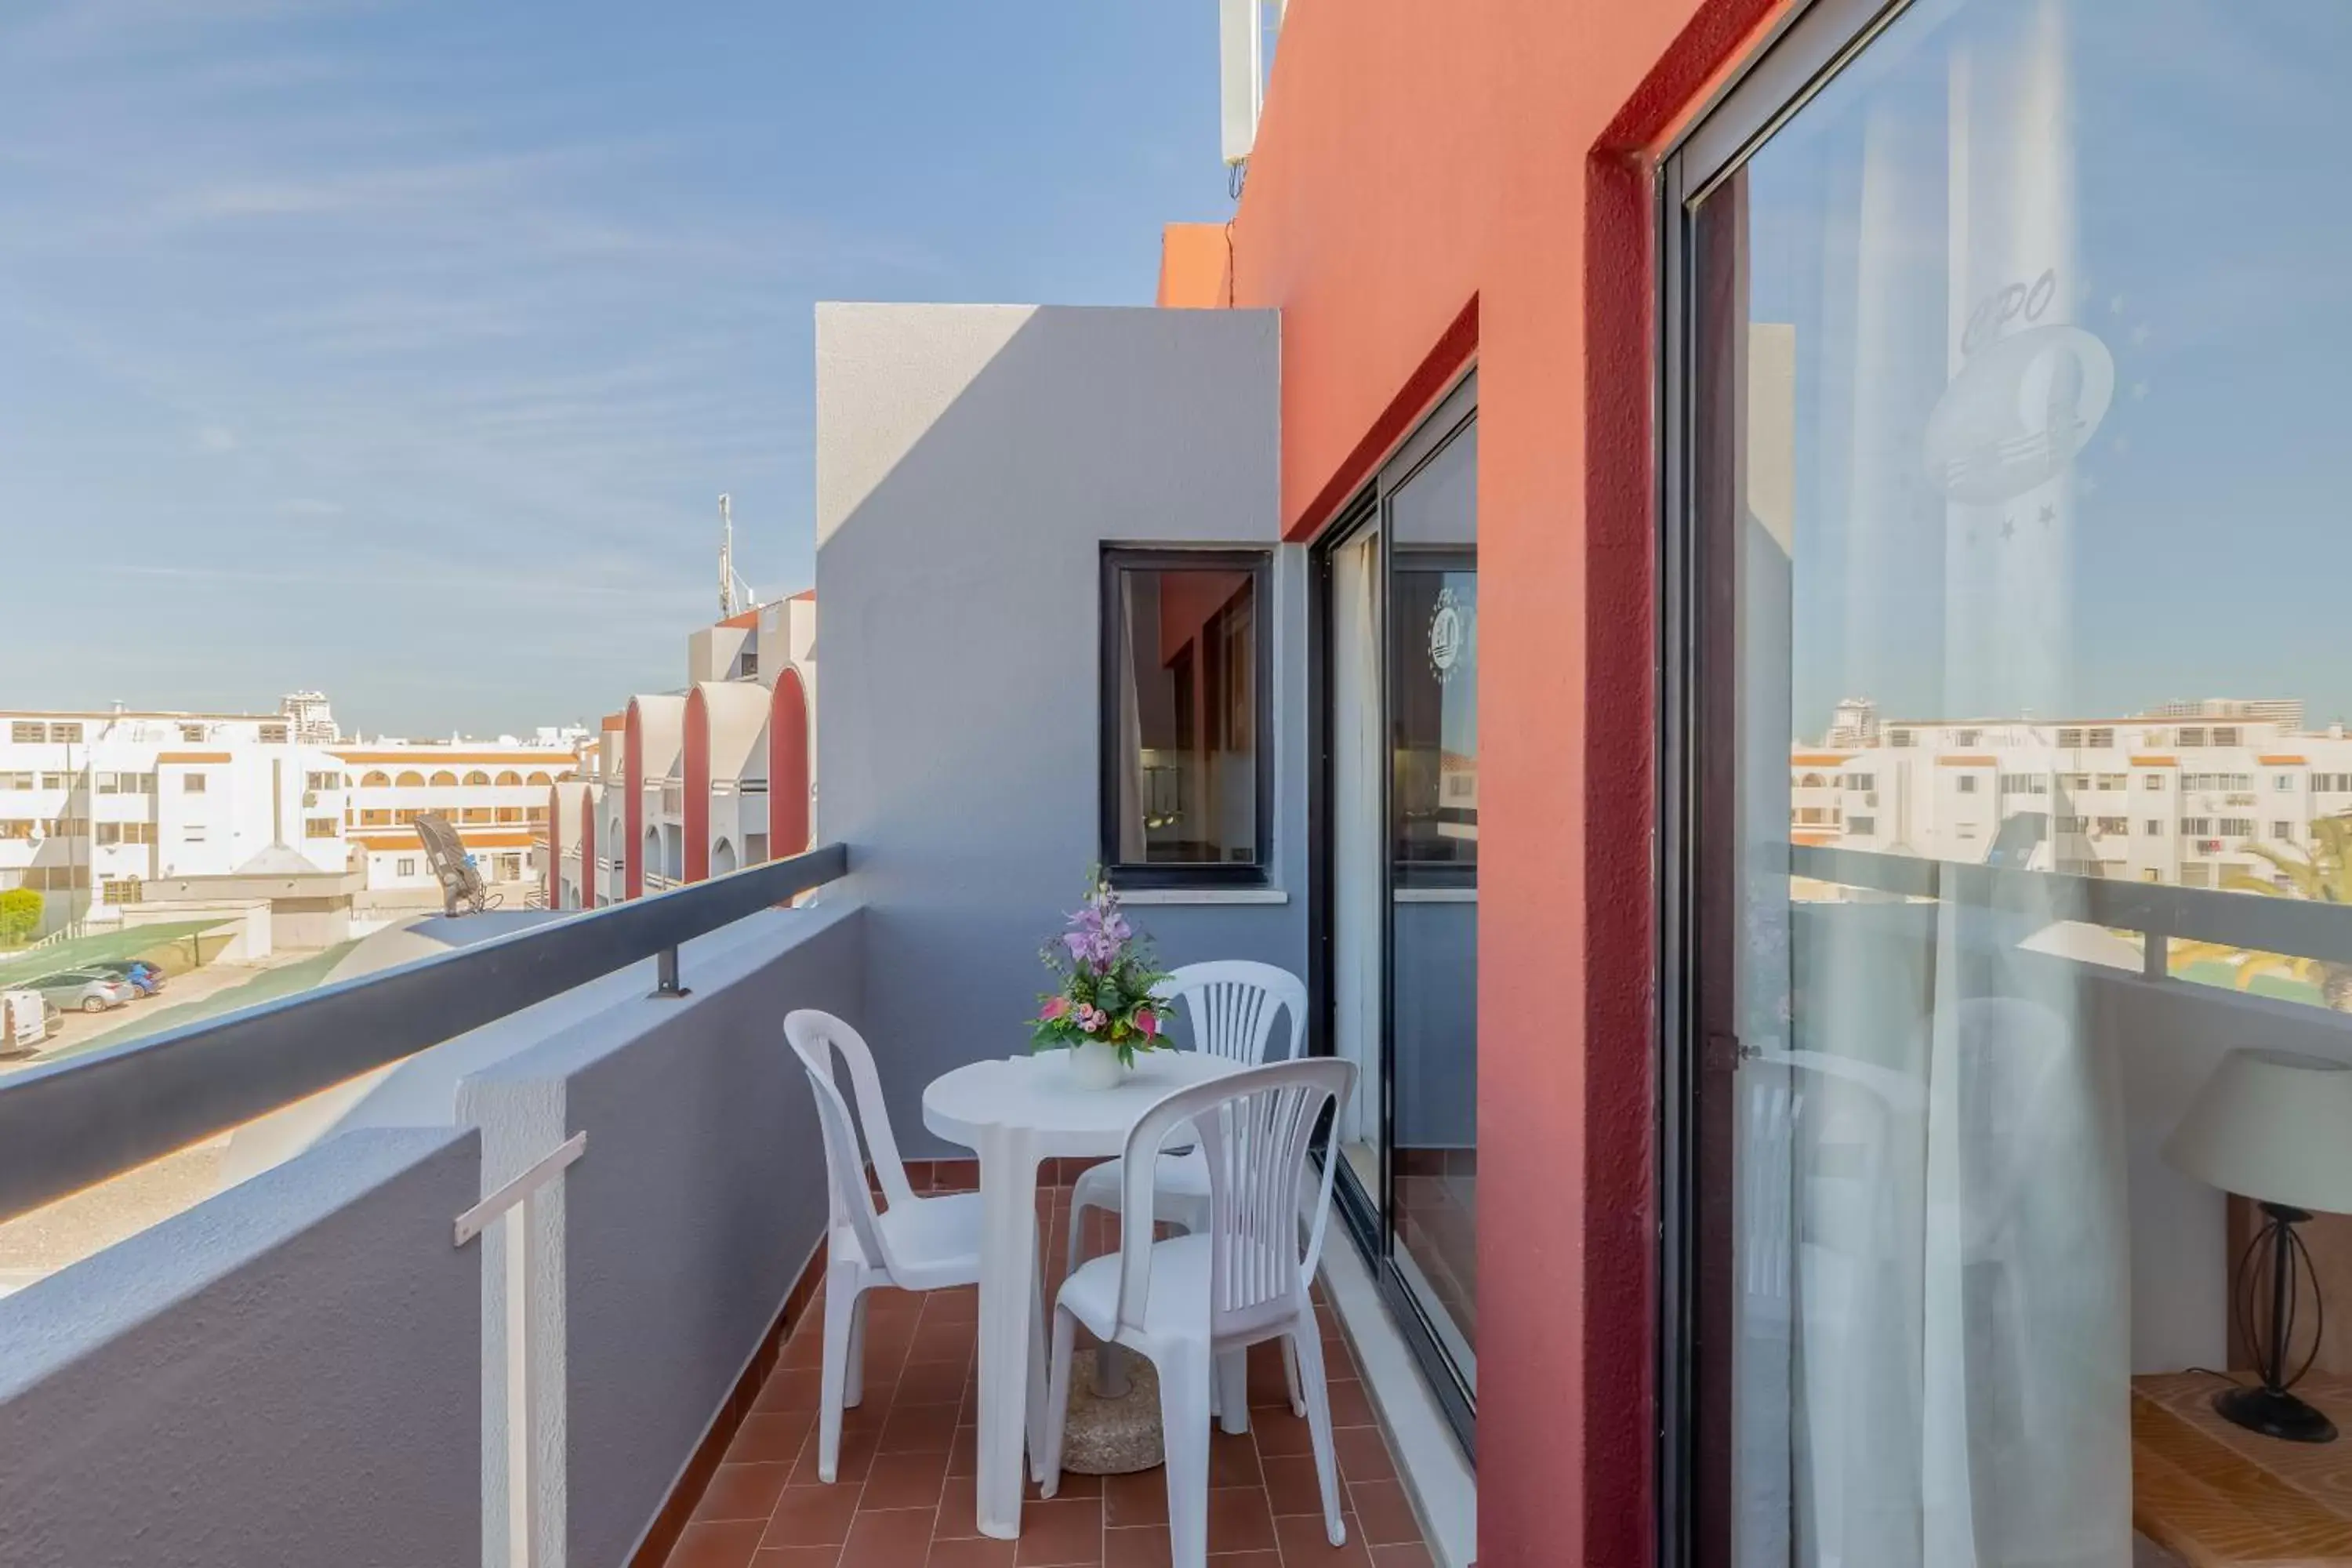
[{"left": 1032, "top": 871, "right": 1174, "bottom": 1068}]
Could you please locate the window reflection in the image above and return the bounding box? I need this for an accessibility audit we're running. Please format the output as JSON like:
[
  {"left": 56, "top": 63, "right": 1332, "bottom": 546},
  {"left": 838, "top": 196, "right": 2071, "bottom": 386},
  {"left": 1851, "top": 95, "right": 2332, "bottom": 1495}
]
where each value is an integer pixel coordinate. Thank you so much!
[{"left": 1702, "top": 2, "right": 2352, "bottom": 1563}]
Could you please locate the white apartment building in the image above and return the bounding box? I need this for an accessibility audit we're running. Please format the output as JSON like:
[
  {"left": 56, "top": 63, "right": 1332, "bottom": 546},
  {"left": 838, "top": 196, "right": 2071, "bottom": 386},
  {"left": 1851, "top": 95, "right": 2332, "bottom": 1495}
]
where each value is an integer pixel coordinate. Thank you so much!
[
  {"left": 2, "top": 701, "right": 586, "bottom": 938},
  {"left": 1793, "top": 698, "right": 2352, "bottom": 889}
]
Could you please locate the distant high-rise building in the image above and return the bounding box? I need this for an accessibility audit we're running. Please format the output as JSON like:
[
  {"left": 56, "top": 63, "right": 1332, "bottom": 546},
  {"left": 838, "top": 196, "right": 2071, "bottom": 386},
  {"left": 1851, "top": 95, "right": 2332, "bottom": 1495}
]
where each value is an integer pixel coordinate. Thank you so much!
[
  {"left": 2140, "top": 697, "right": 2306, "bottom": 731},
  {"left": 278, "top": 691, "right": 341, "bottom": 744},
  {"left": 1824, "top": 696, "right": 1880, "bottom": 749}
]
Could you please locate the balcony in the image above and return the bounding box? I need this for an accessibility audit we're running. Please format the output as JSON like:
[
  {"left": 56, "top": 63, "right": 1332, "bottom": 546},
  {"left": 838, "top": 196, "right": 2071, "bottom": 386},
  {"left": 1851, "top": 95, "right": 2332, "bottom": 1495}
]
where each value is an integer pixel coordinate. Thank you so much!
[{"left": 0, "top": 848, "right": 1440, "bottom": 1567}]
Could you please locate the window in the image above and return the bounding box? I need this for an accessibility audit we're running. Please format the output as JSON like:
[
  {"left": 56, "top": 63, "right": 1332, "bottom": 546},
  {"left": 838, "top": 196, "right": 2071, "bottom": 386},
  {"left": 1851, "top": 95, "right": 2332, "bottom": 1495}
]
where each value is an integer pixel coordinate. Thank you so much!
[
  {"left": 178, "top": 723, "right": 207, "bottom": 743},
  {"left": 2274, "top": 821, "right": 2296, "bottom": 840},
  {"left": 48, "top": 722, "right": 82, "bottom": 743},
  {"left": 182, "top": 772, "right": 207, "bottom": 793},
  {"left": 1847, "top": 815, "right": 1875, "bottom": 835},
  {"left": 0, "top": 773, "right": 27, "bottom": 790},
  {"left": 95, "top": 822, "right": 119, "bottom": 846},
  {"left": 2088, "top": 728, "right": 2114, "bottom": 749},
  {"left": 2321, "top": 774, "right": 2352, "bottom": 793},
  {"left": 2275, "top": 775, "right": 2298, "bottom": 791},
  {"left": 257, "top": 723, "right": 289, "bottom": 744},
  {"left": 395, "top": 771, "right": 424, "bottom": 788},
  {"left": 1675, "top": 9, "right": 2352, "bottom": 1558},
  {"left": 96, "top": 772, "right": 154, "bottom": 796},
  {"left": 1888, "top": 728, "right": 1915, "bottom": 748},
  {"left": 1955, "top": 774, "right": 1980, "bottom": 794},
  {"left": 495, "top": 770, "right": 522, "bottom": 786},
  {"left": 1842, "top": 772, "right": 1875, "bottom": 791},
  {"left": 2096, "top": 773, "right": 2126, "bottom": 790},
  {"left": 2060, "top": 772, "right": 2090, "bottom": 790},
  {"left": 40, "top": 774, "right": 65, "bottom": 791},
  {"left": 2053, "top": 815, "right": 2089, "bottom": 834},
  {"left": 429, "top": 771, "right": 458, "bottom": 788},
  {"left": 9, "top": 721, "right": 42, "bottom": 743},
  {"left": 526, "top": 771, "right": 553, "bottom": 786},
  {"left": 361, "top": 771, "right": 391, "bottom": 788},
  {"left": 2096, "top": 817, "right": 2129, "bottom": 835},
  {"left": 1952, "top": 728, "right": 1980, "bottom": 746},
  {"left": 1999, "top": 774, "right": 2047, "bottom": 795},
  {"left": 459, "top": 808, "right": 492, "bottom": 825},
  {"left": 2056, "top": 727, "right": 2083, "bottom": 749},
  {"left": 306, "top": 771, "right": 338, "bottom": 792},
  {"left": 495, "top": 807, "right": 524, "bottom": 823},
  {"left": 99, "top": 877, "right": 140, "bottom": 906},
  {"left": 183, "top": 824, "right": 207, "bottom": 843},
  {"left": 0, "top": 820, "right": 31, "bottom": 840},
  {"left": 1100, "top": 550, "right": 1270, "bottom": 884},
  {"left": 303, "top": 818, "right": 338, "bottom": 840},
  {"left": 361, "top": 809, "right": 391, "bottom": 827},
  {"left": 397, "top": 857, "right": 417, "bottom": 877},
  {"left": 2144, "top": 820, "right": 2164, "bottom": 837},
  {"left": 525, "top": 805, "right": 548, "bottom": 822},
  {"left": 463, "top": 770, "right": 491, "bottom": 786}
]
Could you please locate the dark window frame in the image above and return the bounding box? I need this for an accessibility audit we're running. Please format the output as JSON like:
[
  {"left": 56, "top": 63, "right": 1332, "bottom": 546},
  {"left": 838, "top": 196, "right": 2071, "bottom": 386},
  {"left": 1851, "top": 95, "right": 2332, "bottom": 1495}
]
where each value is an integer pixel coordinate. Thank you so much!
[
  {"left": 1098, "top": 546, "right": 1275, "bottom": 889},
  {"left": 1659, "top": 4, "right": 1916, "bottom": 1566}
]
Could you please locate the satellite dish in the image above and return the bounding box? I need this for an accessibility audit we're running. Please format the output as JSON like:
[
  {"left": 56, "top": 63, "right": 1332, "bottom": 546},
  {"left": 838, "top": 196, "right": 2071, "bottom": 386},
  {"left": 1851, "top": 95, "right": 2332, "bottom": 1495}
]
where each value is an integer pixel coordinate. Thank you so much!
[{"left": 415, "top": 813, "right": 499, "bottom": 916}]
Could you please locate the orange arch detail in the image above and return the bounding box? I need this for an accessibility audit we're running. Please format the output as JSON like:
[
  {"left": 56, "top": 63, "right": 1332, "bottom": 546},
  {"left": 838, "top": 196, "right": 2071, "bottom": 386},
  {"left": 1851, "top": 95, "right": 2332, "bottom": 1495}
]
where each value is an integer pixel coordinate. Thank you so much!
[
  {"left": 769, "top": 668, "right": 811, "bottom": 858},
  {"left": 683, "top": 688, "right": 713, "bottom": 884},
  {"left": 622, "top": 702, "right": 646, "bottom": 899}
]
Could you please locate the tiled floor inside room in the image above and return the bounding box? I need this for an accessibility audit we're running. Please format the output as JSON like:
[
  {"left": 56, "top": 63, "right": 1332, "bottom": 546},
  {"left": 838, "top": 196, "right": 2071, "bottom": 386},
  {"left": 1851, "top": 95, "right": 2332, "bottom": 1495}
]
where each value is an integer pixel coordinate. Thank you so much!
[{"left": 663, "top": 1171, "right": 1441, "bottom": 1567}]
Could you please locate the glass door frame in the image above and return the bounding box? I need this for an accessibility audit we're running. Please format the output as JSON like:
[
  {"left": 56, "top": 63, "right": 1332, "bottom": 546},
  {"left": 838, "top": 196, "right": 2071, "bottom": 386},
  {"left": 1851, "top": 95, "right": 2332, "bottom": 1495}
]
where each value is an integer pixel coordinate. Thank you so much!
[
  {"left": 1656, "top": 4, "right": 1924, "bottom": 1566},
  {"left": 1307, "top": 370, "right": 1480, "bottom": 1457}
]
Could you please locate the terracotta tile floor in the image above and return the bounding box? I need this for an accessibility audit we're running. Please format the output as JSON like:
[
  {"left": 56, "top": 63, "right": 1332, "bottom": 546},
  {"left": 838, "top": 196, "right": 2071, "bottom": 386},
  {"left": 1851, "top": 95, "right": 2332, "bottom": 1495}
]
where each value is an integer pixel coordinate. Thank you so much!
[{"left": 665, "top": 1179, "right": 1439, "bottom": 1568}]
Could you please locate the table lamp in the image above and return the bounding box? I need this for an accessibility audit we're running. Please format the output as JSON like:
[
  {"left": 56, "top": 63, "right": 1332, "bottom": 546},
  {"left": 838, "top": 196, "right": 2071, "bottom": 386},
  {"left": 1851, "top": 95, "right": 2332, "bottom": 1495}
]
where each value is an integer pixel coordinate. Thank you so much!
[{"left": 2165, "top": 1048, "right": 2352, "bottom": 1443}]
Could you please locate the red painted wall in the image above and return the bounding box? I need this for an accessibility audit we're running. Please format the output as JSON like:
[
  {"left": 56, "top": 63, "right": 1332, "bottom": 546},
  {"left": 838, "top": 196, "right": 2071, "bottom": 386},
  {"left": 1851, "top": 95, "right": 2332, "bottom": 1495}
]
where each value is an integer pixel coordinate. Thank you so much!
[
  {"left": 546, "top": 785, "right": 561, "bottom": 909},
  {"left": 623, "top": 701, "right": 646, "bottom": 900},
  {"left": 684, "top": 689, "right": 712, "bottom": 884},
  {"left": 581, "top": 790, "right": 597, "bottom": 909},
  {"left": 768, "top": 669, "right": 811, "bottom": 858},
  {"left": 1215, "top": 2, "right": 1789, "bottom": 1560}
]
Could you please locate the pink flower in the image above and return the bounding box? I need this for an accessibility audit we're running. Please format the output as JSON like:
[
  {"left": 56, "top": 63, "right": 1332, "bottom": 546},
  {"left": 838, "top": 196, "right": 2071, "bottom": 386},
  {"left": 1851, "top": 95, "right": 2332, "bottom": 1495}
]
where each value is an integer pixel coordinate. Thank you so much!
[
  {"left": 1076, "top": 1004, "right": 1105, "bottom": 1034},
  {"left": 1134, "top": 1007, "right": 1158, "bottom": 1039},
  {"left": 1040, "top": 996, "right": 1071, "bottom": 1022}
]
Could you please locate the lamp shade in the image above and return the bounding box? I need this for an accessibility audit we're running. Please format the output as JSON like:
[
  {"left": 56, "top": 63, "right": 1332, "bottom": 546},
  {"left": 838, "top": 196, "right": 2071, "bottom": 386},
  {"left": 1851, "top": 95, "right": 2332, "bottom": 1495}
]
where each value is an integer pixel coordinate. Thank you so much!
[{"left": 2165, "top": 1049, "right": 2352, "bottom": 1214}]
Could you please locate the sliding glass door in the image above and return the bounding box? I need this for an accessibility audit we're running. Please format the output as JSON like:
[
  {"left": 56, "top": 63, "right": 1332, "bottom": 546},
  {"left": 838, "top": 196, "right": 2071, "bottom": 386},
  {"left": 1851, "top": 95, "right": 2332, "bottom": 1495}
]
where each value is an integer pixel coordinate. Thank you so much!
[{"left": 1319, "top": 374, "right": 1479, "bottom": 1439}]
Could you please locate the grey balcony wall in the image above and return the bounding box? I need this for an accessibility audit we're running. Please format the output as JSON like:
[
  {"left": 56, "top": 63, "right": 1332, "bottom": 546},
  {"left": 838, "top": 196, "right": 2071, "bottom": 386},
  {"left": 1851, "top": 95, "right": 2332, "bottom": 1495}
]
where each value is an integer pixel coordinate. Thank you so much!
[
  {"left": 815, "top": 303, "right": 1298, "bottom": 1152},
  {"left": 0, "top": 1126, "right": 481, "bottom": 1568},
  {"left": 456, "top": 902, "right": 863, "bottom": 1568}
]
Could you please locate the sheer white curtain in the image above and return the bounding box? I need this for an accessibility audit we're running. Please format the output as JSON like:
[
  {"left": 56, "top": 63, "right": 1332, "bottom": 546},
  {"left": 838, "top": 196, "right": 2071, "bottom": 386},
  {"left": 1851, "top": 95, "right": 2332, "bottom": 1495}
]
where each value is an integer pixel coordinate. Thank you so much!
[{"left": 1735, "top": 4, "right": 2130, "bottom": 1564}]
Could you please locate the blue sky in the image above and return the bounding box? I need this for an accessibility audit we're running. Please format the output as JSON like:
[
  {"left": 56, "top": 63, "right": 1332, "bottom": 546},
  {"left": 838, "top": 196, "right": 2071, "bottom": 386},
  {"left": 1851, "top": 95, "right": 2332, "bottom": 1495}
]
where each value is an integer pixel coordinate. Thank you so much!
[
  {"left": 1748, "top": 0, "right": 2352, "bottom": 739},
  {"left": 0, "top": 0, "right": 1236, "bottom": 735}
]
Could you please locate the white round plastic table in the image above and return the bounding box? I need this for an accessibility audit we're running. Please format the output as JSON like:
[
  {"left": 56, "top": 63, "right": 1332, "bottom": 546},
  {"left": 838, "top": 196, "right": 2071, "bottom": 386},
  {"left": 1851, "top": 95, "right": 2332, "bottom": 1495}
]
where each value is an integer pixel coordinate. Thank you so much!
[{"left": 924, "top": 1048, "right": 1244, "bottom": 1541}]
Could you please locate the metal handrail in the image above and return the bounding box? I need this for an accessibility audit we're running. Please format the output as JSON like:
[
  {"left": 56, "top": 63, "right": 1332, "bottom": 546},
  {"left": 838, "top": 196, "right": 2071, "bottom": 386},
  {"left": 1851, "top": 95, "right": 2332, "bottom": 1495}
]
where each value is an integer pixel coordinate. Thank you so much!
[
  {"left": 0, "top": 842, "right": 848, "bottom": 1225},
  {"left": 1789, "top": 844, "right": 2352, "bottom": 978}
]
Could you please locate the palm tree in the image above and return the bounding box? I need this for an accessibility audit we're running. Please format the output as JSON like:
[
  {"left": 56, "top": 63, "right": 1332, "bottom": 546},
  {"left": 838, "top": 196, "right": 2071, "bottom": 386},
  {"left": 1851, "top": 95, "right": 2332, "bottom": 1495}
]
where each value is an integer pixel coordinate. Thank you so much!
[{"left": 2172, "top": 815, "right": 2352, "bottom": 1011}]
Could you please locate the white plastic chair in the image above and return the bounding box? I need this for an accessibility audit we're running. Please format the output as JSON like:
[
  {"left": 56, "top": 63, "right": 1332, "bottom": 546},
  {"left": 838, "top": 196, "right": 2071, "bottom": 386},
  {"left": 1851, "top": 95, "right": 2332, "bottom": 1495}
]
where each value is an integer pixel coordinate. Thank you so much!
[
  {"left": 786, "top": 1009, "right": 998, "bottom": 1484},
  {"left": 1038, "top": 1058, "right": 1356, "bottom": 1568},
  {"left": 1065, "top": 960, "right": 1305, "bottom": 1270}
]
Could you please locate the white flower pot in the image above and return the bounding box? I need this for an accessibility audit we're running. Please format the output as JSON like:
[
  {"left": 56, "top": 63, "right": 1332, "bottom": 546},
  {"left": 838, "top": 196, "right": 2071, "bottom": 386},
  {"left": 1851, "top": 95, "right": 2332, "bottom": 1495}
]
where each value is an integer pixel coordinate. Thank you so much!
[{"left": 1069, "top": 1039, "right": 1127, "bottom": 1090}]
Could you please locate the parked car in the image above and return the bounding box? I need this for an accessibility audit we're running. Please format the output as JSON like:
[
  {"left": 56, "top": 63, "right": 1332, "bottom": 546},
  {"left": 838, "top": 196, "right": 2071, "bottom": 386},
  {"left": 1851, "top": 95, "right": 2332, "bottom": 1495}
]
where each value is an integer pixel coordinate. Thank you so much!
[
  {"left": 30, "top": 970, "right": 136, "bottom": 1014},
  {"left": 87, "top": 959, "right": 166, "bottom": 996}
]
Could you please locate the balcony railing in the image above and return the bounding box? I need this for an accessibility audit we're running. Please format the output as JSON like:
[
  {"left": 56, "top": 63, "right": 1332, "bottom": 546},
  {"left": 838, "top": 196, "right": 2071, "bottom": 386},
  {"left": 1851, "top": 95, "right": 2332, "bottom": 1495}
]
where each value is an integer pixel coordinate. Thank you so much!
[
  {"left": 1789, "top": 844, "right": 2352, "bottom": 982},
  {"left": 0, "top": 844, "right": 848, "bottom": 1566}
]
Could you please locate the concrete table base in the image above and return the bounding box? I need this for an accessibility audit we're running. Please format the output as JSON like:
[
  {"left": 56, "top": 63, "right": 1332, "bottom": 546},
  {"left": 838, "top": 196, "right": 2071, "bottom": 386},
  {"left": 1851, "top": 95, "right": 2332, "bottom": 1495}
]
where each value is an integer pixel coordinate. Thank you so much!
[{"left": 1060, "top": 1348, "right": 1163, "bottom": 1475}]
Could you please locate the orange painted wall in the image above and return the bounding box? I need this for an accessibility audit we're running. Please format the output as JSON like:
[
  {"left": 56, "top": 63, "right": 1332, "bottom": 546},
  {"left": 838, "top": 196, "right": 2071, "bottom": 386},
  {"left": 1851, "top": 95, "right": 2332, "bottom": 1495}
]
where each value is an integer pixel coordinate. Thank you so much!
[{"left": 1211, "top": 2, "right": 1791, "bottom": 1562}]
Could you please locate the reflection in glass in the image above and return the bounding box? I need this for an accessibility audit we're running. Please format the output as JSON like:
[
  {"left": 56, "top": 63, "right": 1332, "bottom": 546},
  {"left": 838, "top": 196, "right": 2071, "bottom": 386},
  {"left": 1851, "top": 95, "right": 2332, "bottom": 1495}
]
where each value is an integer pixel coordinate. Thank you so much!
[
  {"left": 1704, "top": 2, "right": 2352, "bottom": 1563},
  {"left": 1388, "top": 417, "right": 1478, "bottom": 1383},
  {"left": 1109, "top": 562, "right": 1259, "bottom": 869}
]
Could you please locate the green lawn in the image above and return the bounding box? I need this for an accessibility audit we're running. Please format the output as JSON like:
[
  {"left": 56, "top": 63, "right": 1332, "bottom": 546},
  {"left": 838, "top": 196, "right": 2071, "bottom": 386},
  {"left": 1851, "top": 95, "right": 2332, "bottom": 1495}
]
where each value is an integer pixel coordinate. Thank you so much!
[
  {"left": 2171, "top": 956, "right": 2325, "bottom": 1007},
  {"left": 54, "top": 940, "right": 363, "bottom": 1061}
]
